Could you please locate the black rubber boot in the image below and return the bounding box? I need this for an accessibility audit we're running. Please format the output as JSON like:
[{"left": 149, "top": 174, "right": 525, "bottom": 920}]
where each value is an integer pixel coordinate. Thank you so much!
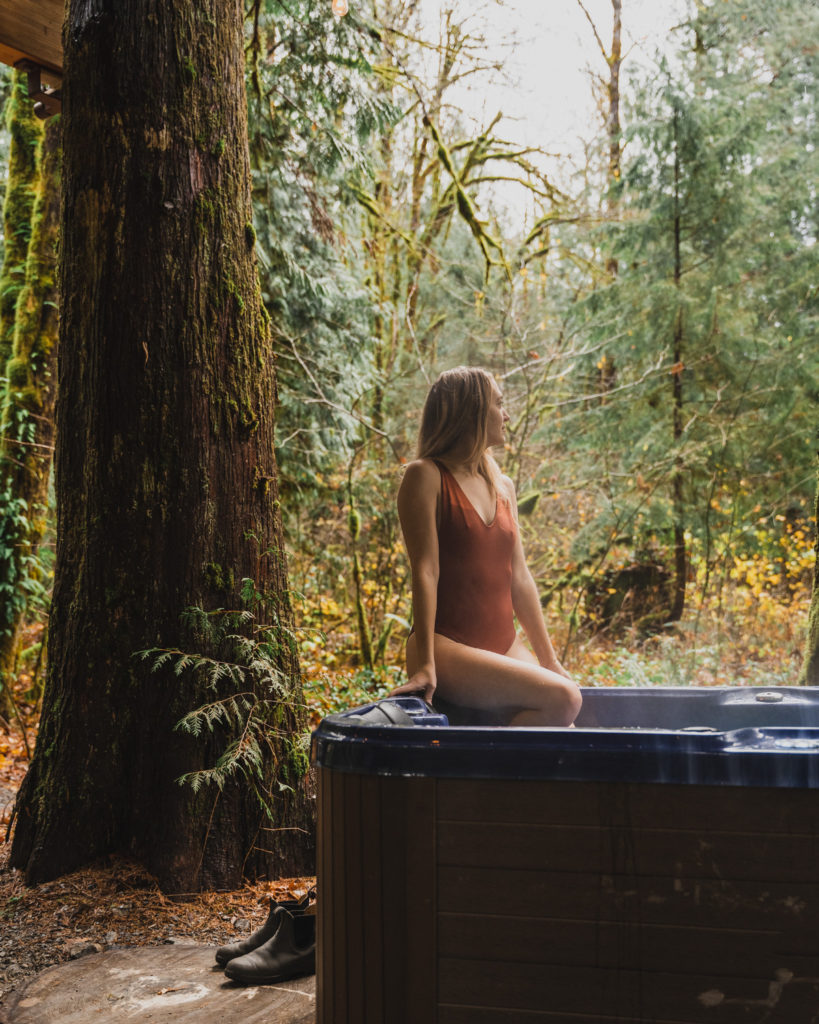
[
  {"left": 214, "top": 892, "right": 311, "bottom": 967},
  {"left": 223, "top": 908, "right": 316, "bottom": 984}
]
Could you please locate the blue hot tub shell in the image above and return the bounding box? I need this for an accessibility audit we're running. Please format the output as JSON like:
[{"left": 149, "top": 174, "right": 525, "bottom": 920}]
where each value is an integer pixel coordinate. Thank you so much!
[
  {"left": 314, "top": 686, "right": 819, "bottom": 789},
  {"left": 312, "top": 686, "right": 819, "bottom": 1023}
]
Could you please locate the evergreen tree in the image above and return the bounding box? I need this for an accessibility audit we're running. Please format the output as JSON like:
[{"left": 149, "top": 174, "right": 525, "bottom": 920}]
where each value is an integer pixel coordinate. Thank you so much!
[
  {"left": 11, "top": 0, "right": 312, "bottom": 890},
  {"left": 525, "top": 0, "right": 818, "bottom": 631},
  {"left": 0, "top": 71, "right": 41, "bottom": 370},
  {"left": 244, "top": 0, "right": 399, "bottom": 668},
  {"left": 0, "top": 113, "right": 60, "bottom": 702},
  {"left": 246, "top": 0, "right": 389, "bottom": 494}
]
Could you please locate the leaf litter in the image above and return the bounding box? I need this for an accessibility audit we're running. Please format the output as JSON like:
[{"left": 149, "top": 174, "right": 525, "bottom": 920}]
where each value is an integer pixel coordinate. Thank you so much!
[{"left": 0, "top": 732, "right": 314, "bottom": 1012}]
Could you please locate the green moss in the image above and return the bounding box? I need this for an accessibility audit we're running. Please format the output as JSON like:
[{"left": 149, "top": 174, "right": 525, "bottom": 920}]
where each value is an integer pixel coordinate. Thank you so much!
[
  {"left": 203, "top": 563, "right": 224, "bottom": 589},
  {"left": 0, "top": 110, "right": 58, "bottom": 678},
  {"left": 244, "top": 223, "right": 256, "bottom": 248},
  {"left": 0, "top": 71, "right": 43, "bottom": 367},
  {"left": 289, "top": 734, "right": 311, "bottom": 778},
  {"left": 348, "top": 506, "right": 361, "bottom": 541},
  {"left": 193, "top": 189, "right": 218, "bottom": 227},
  {"left": 5, "top": 356, "right": 28, "bottom": 388},
  {"left": 212, "top": 139, "right": 225, "bottom": 159},
  {"left": 203, "top": 563, "right": 235, "bottom": 592},
  {"left": 180, "top": 56, "right": 197, "bottom": 85},
  {"left": 17, "top": 386, "right": 38, "bottom": 413},
  {"left": 224, "top": 277, "right": 245, "bottom": 315}
]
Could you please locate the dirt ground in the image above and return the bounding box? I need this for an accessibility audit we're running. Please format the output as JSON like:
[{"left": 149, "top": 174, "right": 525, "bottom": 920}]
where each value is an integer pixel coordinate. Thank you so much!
[
  {"left": 0, "top": 662, "right": 317, "bottom": 1015},
  {"left": 0, "top": 842, "right": 315, "bottom": 1013},
  {"left": 0, "top": 732, "right": 314, "bottom": 1016}
]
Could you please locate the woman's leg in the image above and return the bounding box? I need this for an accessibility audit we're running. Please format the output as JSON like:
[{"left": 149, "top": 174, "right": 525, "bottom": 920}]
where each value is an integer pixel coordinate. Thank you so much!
[{"left": 406, "top": 633, "right": 581, "bottom": 727}]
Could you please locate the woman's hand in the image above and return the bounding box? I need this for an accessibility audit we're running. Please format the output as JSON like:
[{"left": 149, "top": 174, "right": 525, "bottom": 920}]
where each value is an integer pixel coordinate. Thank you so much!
[
  {"left": 390, "top": 663, "right": 437, "bottom": 704},
  {"left": 541, "top": 656, "right": 574, "bottom": 682}
]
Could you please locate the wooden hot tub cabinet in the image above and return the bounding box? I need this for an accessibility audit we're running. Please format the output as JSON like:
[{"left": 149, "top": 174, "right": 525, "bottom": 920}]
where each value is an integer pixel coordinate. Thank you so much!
[{"left": 313, "top": 688, "right": 819, "bottom": 1023}]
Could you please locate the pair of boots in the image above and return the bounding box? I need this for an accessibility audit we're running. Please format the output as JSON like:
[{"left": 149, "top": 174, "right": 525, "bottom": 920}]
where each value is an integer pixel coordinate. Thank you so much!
[{"left": 215, "top": 891, "right": 316, "bottom": 985}]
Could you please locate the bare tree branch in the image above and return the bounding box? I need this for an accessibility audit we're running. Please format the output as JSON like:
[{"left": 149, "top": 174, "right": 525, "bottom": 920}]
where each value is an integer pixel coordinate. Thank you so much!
[{"left": 575, "top": 0, "right": 610, "bottom": 63}]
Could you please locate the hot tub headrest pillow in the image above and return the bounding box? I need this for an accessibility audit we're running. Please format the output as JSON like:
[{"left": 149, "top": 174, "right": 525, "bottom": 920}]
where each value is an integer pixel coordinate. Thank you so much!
[{"left": 352, "top": 700, "right": 416, "bottom": 727}]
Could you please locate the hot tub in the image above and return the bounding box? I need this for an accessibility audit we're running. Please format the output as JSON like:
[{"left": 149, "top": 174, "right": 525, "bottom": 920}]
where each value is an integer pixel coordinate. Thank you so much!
[{"left": 312, "top": 687, "right": 819, "bottom": 1023}]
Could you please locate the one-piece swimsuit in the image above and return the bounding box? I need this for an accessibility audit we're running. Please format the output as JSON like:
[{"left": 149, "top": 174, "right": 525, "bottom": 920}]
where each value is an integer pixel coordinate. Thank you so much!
[{"left": 430, "top": 461, "right": 517, "bottom": 655}]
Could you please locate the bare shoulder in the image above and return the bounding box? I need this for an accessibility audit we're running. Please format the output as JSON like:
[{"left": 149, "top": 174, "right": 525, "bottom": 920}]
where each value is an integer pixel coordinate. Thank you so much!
[
  {"left": 400, "top": 458, "right": 440, "bottom": 491},
  {"left": 499, "top": 473, "right": 518, "bottom": 504},
  {"left": 398, "top": 458, "right": 440, "bottom": 508}
]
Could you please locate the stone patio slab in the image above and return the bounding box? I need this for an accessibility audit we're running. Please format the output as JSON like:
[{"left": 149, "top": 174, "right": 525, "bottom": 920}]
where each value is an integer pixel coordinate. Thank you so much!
[{"left": 3, "top": 944, "right": 315, "bottom": 1024}]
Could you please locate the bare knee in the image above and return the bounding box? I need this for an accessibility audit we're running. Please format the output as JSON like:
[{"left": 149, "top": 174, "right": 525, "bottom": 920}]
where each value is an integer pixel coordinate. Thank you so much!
[
  {"left": 557, "top": 680, "right": 582, "bottom": 726},
  {"left": 536, "top": 670, "right": 582, "bottom": 726},
  {"left": 511, "top": 675, "right": 582, "bottom": 727}
]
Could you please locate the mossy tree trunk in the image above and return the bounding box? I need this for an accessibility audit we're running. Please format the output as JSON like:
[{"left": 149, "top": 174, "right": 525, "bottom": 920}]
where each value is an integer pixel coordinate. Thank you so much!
[
  {"left": 0, "top": 71, "right": 42, "bottom": 369},
  {"left": 0, "top": 71, "right": 45, "bottom": 716},
  {"left": 0, "top": 115, "right": 60, "bottom": 698},
  {"left": 10, "top": 0, "right": 313, "bottom": 891}
]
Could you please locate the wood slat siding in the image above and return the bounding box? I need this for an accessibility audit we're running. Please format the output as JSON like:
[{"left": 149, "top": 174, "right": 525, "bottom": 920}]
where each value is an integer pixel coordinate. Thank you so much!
[
  {"left": 437, "top": 778, "right": 819, "bottom": 834},
  {"left": 438, "top": 999, "right": 819, "bottom": 1024},
  {"left": 439, "top": 962, "right": 819, "bottom": 1023},
  {"left": 316, "top": 769, "right": 437, "bottom": 1024},
  {"left": 436, "top": 777, "right": 819, "bottom": 1023},
  {"left": 438, "top": 821, "right": 819, "bottom": 882},
  {"left": 360, "top": 776, "right": 385, "bottom": 1023},
  {"left": 0, "top": 0, "right": 63, "bottom": 72},
  {"left": 316, "top": 764, "right": 331, "bottom": 1020},
  {"left": 438, "top": 914, "right": 790, "bottom": 976},
  {"left": 439, "top": 865, "right": 819, "bottom": 932},
  {"left": 440, "top": 1012, "right": 697, "bottom": 1024},
  {"left": 318, "top": 769, "right": 819, "bottom": 1023}
]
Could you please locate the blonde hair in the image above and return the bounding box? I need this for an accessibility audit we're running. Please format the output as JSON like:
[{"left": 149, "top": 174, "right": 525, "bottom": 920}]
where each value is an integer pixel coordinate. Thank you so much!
[{"left": 417, "top": 366, "right": 505, "bottom": 499}]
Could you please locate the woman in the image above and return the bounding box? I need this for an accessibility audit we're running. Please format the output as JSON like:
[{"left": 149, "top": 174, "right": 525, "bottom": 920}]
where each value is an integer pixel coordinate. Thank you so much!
[{"left": 391, "top": 366, "right": 581, "bottom": 727}]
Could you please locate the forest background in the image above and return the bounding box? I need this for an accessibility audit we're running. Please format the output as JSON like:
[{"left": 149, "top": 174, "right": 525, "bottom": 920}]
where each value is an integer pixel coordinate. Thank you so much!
[{"left": 0, "top": 0, "right": 817, "bottom": 784}]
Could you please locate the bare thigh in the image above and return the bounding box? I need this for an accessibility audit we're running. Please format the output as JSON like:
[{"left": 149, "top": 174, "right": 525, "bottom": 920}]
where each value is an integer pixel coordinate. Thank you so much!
[{"left": 406, "top": 632, "right": 580, "bottom": 727}]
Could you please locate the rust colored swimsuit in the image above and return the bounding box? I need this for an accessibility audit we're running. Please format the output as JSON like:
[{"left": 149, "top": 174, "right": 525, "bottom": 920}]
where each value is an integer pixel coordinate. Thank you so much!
[{"left": 432, "top": 461, "right": 517, "bottom": 655}]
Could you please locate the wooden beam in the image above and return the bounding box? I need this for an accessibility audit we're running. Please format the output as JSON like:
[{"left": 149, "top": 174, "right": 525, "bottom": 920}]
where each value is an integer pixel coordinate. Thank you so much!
[{"left": 0, "top": 0, "right": 64, "bottom": 74}]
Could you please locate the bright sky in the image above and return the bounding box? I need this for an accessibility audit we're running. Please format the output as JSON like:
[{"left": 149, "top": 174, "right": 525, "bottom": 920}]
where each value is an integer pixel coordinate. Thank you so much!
[{"left": 423, "top": 0, "right": 688, "bottom": 214}]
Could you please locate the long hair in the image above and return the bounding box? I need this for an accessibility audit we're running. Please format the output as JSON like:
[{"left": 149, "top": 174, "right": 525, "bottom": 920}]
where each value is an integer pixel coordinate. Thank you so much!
[{"left": 417, "top": 366, "right": 505, "bottom": 499}]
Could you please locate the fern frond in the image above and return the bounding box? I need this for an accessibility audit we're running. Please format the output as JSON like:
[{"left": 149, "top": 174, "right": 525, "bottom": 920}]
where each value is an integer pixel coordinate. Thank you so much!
[{"left": 151, "top": 651, "right": 180, "bottom": 672}]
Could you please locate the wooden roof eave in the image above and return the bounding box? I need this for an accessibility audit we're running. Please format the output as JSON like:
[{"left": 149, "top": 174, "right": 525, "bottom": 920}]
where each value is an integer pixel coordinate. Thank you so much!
[{"left": 0, "top": 0, "right": 64, "bottom": 115}]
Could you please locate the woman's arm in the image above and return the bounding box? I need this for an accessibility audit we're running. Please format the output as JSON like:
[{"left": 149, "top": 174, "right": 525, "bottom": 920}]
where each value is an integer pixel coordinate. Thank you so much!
[
  {"left": 505, "top": 476, "right": 572, "bottom": 679},
  {"left": 391, "top": 459, "right": 440, "bottom": 701}
]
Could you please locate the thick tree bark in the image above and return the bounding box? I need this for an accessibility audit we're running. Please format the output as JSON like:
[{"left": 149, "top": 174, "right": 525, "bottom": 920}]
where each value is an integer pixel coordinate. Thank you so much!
[
  {"left": 0, "top": 72, "right": 42, "bottom": 369},
  {"left": 10, "top": 0, "right": 313, "bottom": 891},
  {"left": 0, "top": 116, "right": 60, "bottom": 694},
  {"left": 0, "top": 72, "right": 45, "bottom": 716}
]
